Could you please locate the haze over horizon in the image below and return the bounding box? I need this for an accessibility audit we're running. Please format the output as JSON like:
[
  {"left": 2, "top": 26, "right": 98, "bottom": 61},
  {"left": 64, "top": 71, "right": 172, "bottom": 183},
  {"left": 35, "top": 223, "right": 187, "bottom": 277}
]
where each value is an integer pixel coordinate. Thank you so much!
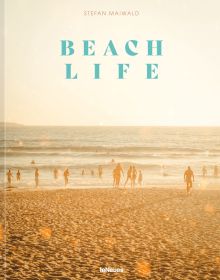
[{"left": 2, "top": 122, "right": 220, "bottom": 128}]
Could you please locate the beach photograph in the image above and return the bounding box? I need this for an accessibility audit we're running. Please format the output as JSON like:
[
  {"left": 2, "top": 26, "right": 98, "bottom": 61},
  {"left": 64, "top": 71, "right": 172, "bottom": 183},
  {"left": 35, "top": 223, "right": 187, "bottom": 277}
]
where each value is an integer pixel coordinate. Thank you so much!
[
  {"left": 1, "top": 126, "right": 220, "bottom": 279},
  {"left": 1, "top": 0, "right": 220, "bottom": 279}
]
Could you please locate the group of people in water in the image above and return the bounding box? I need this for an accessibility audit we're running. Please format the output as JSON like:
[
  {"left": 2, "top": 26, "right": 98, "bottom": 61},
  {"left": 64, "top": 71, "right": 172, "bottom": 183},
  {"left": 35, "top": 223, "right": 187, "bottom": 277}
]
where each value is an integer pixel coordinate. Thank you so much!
[
  {"left": 6, "top": 168, "right": 41, "bottom": 187},
  {"left": 202, "top": 165, "right": 219, "bottom": 177},
  {"left": 5, "top": 164, "right": 143, "bottom": 189},
  {"left": 5, "top": 163, "right": 219, "bottom": 195},
  {"left": 112, "top": 163, "right": 143, "bottom": 188},
  {"left": 81, "top": 165, "right": 103, "bottom": 178}
]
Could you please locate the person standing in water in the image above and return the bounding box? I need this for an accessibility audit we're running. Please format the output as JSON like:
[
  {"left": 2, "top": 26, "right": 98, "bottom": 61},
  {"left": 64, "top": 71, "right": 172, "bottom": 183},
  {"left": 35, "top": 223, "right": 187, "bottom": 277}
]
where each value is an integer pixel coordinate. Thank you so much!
[
  {"left": 16, "top": 170, "right": 21, "bottom": 181},
  {"left": 124, "top": 166, "right": 132, "bottom": 187},
  {"left": 6, "top": 169, "right": 13, "bottom": 187},
  {"left": 64, "top": 168, "right": 70, "bottom": 187},
  {"left": 114, "top": 163, "right": 124, "bottom": 188},
  {"left": 131, "top": 166, "right": 137, "bottom": 188},
  {"left": 184, "top": 166, "right": 194, "bottom": 195},
  {"left": 53, "top": 168, "right": 58, "bottom": 180},
  {"left": 35, "top": 168, "right": 39, "bottom": 187},
  {"left": 138, "top": 170, "right": 143, "bottom": 187},
  {"left": 202, "top": 166, "right": 207, "bottom": 177}
]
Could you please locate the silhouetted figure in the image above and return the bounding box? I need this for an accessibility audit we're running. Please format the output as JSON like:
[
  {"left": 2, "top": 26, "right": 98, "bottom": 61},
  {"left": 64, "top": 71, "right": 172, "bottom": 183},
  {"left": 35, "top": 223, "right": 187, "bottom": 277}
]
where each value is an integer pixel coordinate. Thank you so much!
[
  {"left": 16, "top": 170, "right": 21, "bottom": 181},
  {"left": 124, "top": 166, "right": 132, "bottom": 187},
  {"left": 64, "top": 168, "right": 70, "bottom": 187},
  {"left": 35, "top": 168, "right": 39, "bottom": 187},
  {"left": 113, "top": 167, "right": 117, "bottom": 187},
  {"left": 6, "top": 169, "right": 13, "bottom": 187},
  {"left": 184, "top": 166, "right": 194, "bottom": 195},
  {"left": 98, "top": 165, "right": 103, "bottom": 178},
  {"left": 31, "top": 160, "right": 35, "bottom": 165},
  {"left": 114, "top": 163, "right": 124, "bottom": 188},
  {"left": 131, "top": 166, "right": 137, "bottom": 188},
  {"left": 202, "top": 166, "right": 207, "bottom": 177},
  {"left": 81, "top": 169, "right": 85, "bottom": 176},
  {"left": 91, "top": 170, "right": 94, "bottom": 176},
  {"left": 53, "top": 168, "right": 58, "bottom": 180},
  {"left": 214, "top": 165, "right": 219, "bottom": 177},
  {"left": 138, "top": 170, "right": 143, "bottom": 186}
]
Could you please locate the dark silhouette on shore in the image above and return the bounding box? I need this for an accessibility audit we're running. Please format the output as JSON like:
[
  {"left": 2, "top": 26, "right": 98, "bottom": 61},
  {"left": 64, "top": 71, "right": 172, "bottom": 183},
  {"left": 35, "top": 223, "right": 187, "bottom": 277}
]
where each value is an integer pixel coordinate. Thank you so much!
[
  {"left": 184, "top": 166, "right": 194, "bottom": 195},
  {"left": 7, "top": 169, "right": 13, "bottom": 187},
  {"left": 35, "top": 168, "right": 39, "bottom": 187},
  {"left": 113, "top": 163, "right": 124, "bottom": 188},
  {"left": 7, "top": 163, "right": 220, "bottom": 191},
  {"left": 64, "top": 168, "right": 70, "bottom": 187},
  {"left": 131, "top": 166, "right": 137, "bottom": 188},
  {"left": 124, "top": 165, "right": 138, "bottom": 188},
  {"left": 138, "top": 170, "right": 143, "bottom": 186},
  {"left": 124, "top": 166, "right": 132, "bottom": 187},
  {"left": 16, "top": 170, "right": 21, "bottom": 181}
]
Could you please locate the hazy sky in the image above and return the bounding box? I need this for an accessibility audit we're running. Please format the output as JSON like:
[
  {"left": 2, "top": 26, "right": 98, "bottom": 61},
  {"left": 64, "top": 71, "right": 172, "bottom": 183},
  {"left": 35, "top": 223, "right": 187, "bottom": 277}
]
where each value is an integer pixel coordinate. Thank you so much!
[{"left": 4, "top": 0, "right": 220, "bottom": 126}]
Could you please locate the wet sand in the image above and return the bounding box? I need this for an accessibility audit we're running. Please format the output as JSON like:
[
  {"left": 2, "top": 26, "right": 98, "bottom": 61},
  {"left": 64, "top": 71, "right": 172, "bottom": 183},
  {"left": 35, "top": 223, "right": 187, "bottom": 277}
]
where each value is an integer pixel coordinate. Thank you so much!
[{"left": 1, "top": 187, "right": 220, "bottom": 279}]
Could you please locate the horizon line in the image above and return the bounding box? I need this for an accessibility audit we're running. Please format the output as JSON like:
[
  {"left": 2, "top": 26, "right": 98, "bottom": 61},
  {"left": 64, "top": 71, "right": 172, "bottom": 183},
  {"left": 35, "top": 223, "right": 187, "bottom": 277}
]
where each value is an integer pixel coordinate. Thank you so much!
[{"left": 1, "top": 122, "right": 220, "bottom": 128}]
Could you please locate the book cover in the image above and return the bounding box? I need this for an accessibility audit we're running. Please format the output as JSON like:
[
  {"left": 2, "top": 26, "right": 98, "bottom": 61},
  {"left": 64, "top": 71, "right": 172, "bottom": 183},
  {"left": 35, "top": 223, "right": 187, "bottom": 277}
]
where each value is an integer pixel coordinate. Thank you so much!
[{"left": 1, "top": 0, "right": 220, "bottom": 279}]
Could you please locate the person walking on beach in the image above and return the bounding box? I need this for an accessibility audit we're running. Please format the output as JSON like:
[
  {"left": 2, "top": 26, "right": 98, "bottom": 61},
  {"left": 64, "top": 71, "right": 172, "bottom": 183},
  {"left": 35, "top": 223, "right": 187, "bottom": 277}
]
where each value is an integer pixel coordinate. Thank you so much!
[
  {"left": 35, "top": 168, "right": 39, "bottom": 187},
  {"left": 53, "top": 168, "right": 58, "bottom": 180},
  {"left": 124, "top": 166, "right": 132, "bottom": 187},
  {"left": 64, "top": 168, "right": 70, "bottom": 187},
  {"left": 114, "top": 163, "right": 124, "bottom": 188},
  {"left": 16, "top": 169, "right": 21, "bottom": 181},
  {"left": 184, "top": 166, "right": 194, "bottom": 195},
  {"left": 81, "top": 169, "right": 85, "bottom": 176},
  {"left": 202, "top": 166, "right": 207, "bottom": 177},
  {"left": 6, "top": 169, "right": 13, "bottom": 187},
  {"left": 138, "top": 170, "right": 143, "bottom": 187},
  {"left": 131, "top": 166, "right": 137, "bottom": 188}
]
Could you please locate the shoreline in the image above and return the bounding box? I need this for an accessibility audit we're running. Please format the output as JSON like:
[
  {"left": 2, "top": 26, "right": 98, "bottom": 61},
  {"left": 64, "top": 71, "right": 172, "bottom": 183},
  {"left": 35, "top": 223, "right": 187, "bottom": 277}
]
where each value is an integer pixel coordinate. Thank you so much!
[{"left": 2, "top": 183, "right": 220, "bottom": 192}]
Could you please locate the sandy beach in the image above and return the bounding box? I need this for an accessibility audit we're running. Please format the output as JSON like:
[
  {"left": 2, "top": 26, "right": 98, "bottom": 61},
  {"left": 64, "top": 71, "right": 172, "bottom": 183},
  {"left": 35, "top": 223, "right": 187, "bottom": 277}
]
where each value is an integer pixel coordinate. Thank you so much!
[{"left": 1, "top": 187, "right": 220, "bottom": 279}]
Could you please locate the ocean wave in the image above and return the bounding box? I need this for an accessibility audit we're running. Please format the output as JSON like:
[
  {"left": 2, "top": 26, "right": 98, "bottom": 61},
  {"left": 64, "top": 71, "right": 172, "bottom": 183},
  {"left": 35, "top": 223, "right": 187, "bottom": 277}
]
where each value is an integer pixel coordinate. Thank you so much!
[
  {"left": 1, "top": 149, "right": 220, "bottom": 160},
  {"left": 1, "top": 145, "right": 220, "bottom": 154},
  {"left": 1, "top": 162, "right": 163, "bottom": 171}
]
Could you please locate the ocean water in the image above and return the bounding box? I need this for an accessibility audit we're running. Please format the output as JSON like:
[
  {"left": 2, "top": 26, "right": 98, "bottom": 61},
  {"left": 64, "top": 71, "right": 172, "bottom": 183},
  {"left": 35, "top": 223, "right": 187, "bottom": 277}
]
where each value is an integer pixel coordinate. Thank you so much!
[{"left": 1, "top": 126, "right": 220, "bottom": 188}]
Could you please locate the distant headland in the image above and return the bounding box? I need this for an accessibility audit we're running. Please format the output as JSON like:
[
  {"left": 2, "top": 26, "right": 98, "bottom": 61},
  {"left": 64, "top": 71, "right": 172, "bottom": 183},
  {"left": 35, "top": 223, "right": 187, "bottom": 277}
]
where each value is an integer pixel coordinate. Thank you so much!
[{"left": 0, "top": 122, "right": 24, "bottom": 127}]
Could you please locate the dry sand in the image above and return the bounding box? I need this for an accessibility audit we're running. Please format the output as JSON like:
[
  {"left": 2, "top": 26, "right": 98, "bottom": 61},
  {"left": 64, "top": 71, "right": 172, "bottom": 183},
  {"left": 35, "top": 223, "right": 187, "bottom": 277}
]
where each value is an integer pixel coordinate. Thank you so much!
[{"left": 1, "top": 187, "right": 220, "bottom": 279}]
